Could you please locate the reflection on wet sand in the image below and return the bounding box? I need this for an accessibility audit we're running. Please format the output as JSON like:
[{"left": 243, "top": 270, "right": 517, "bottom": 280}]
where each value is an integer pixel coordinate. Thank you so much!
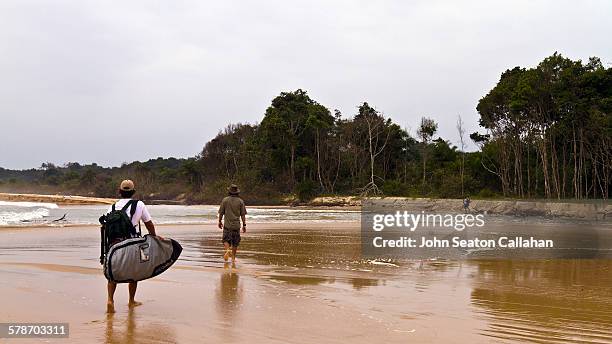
[
  {"left": 182, "top": 227, "right": 376, "bottom": 288},
  {"left": 189, "top": 226, "right": 612, "bottom": 343},
  {"left": 215, "top": 263, "right": 244, "bottom": 340},
  {"left": 349, "top": 277, "right": 380, "bottom": 290},
  {"left": 104, "top": 307, "right": 177, "bottom": 344},
  {"left": 471, "top": 260, "right": 612, "bottom": 343}
]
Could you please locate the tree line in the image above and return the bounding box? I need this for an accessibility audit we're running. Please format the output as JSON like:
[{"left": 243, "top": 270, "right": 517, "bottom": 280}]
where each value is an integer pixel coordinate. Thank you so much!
[
  {"left": 475, "top": 53, "right": 611, "bottom": 199},
  {"left": 0, "top": 53, "right": 609, "bottom": 203},
  {"left": 193, "top": 90, "right": 496, "bottom": 203},
  {"left": 0, "top": 159, "right": 194, "bottom": 202}
]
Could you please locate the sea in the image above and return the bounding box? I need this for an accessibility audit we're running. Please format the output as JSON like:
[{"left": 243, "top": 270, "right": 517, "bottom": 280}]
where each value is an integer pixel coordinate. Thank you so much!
[{"left": 0, "top": 201, "right": 361, "bottom": 227}]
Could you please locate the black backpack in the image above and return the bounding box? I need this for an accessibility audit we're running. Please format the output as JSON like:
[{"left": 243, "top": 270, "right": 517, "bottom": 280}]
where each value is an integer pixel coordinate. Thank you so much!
[{"left": 99, "top": 200, "right": 141, "bottom": 264}]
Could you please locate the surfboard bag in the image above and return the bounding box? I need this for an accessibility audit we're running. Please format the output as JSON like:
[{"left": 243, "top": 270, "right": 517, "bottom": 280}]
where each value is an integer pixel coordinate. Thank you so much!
[{"left": 104, "top": 234, "right": 182, "bottom": 283}]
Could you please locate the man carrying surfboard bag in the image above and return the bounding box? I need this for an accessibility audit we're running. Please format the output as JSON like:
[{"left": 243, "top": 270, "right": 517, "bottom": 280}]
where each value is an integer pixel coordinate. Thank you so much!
[
  {"left": 99, "top": 179, "right": 158, "bottom": 313},
  {"left": 99, "top": 197, "right": 141, "bottom": 263}
]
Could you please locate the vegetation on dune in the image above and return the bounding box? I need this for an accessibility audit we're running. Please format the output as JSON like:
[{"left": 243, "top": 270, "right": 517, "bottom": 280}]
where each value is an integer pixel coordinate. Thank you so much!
[
  {"left": 0, "top": 158, "right": 192, "bottom": 202},
  {"left": 0, "top": 53, "right": 610, "bottom": 203}
]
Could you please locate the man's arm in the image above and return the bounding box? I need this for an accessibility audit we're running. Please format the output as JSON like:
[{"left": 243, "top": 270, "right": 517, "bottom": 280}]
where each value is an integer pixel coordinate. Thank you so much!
[
  {"left": 218, "top": 200, "right": 225, "bottom": 229},
  {"left": 139, "top": 202, "right": 158, "bottom": 237},
  {"left": 144, "top": 220, "right": 156, "bottom": 236},
  {"left": 241, "top": 201, "right": 247, "bottom": 233}
]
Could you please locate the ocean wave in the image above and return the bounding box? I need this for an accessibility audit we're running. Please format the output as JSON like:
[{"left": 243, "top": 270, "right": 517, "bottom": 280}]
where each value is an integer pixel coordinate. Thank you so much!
[
  {"left": 0, "top": 201, "right": 59, "bottom": 209},
  {"left": 0, "top": 208, "right": 51, "bottom": 225}
]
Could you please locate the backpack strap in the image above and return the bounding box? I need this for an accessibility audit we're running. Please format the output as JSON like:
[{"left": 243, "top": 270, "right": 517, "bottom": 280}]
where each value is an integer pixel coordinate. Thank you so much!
[
  {"left": 120, "top": 200, "right": 134, "bottom": 213},
  {"left": 128, "top": 200, "right": 142, "bottom": 237},
  {"left": 116, "top": 200, "right": 141, "bottom": 237},
  {"left": 99, "top": 225, "right": 105, "bottom": 265},
  {"left": 129, "top": 200, "right": 138, "bottom": 218}
]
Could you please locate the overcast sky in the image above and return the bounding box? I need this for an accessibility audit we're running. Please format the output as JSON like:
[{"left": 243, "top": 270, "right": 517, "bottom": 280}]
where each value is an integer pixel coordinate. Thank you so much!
[{"left": 1, "top": 0, "right": 610, "bottom": 169}]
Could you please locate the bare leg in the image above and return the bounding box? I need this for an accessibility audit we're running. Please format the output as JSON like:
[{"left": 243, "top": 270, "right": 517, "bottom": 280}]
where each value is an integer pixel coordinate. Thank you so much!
[
  {"left": 107, "top": 282, "right": 117, "bottom": 313},
  {"left": 128, "top": 282, "right": 142, "bottom": 307},
  {"left": 231, "top": 246, "right": 237, "bottom": 263},
  {"left": 223, "top": 242, "right": 231, "bottom": 261}
]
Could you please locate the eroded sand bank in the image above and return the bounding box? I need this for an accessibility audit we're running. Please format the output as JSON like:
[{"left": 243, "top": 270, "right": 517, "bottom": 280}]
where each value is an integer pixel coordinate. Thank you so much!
[
  {"left": 1, "top": 223, "right": 612, "bottom": 343},
  {"left": 0, "top": 192, "right": 115, "bottom": 205},
  {"left": 310, "top": 196, "right": 611, "bottom": 219}
]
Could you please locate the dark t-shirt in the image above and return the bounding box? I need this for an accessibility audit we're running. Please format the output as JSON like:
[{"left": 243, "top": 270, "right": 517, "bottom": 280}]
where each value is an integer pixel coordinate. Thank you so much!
[{"left": 219, "top": 196, "right": 246, "bottom": 230}]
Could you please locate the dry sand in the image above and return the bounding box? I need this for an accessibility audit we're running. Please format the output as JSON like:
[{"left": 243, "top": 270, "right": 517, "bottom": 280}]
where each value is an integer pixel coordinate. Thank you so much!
[{"left": 1, "top": 223, "right": 612, "bottom": 343}]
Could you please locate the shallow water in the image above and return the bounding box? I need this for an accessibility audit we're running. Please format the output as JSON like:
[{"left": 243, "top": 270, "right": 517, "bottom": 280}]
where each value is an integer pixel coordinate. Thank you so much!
[{"left": 176, "top": 224, "right": 612, "bottom": 343}]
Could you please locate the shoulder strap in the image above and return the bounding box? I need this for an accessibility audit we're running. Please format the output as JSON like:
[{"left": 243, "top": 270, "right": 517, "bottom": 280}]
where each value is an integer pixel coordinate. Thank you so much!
[
  {"left": 130, "top": 200, "right": 142, "bottom": 236},
  {"left": 129, "top": 200, "right": 138, "bottom": 218},
  {"left": 117, "top": 200, "right": 138, "bottom": 218},
  {"left": 112, "top": 203, "right": 116, "bottom": 212},
  {"left": 99, "top": 225, "right": 106, "bottom": 265},
  {"left": 120, "top": 200, "right": 133, "bottom": 213}
]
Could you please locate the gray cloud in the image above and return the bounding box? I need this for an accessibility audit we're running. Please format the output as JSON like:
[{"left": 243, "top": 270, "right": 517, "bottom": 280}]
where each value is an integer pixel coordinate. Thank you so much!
[{"left": 1, "top": 0, "right": 610, "bottom": 169}]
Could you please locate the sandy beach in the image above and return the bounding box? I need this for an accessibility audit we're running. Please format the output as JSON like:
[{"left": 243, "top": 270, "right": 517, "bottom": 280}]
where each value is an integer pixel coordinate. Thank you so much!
[
  {"left": 1, "top": 222, "right": 612, "bottom": 343},
  {"left": 0, "top": 193, "right": 115, "bottom": 205},
  {"left": 1, "top": 192, "right": 610, "bottom": 220}
]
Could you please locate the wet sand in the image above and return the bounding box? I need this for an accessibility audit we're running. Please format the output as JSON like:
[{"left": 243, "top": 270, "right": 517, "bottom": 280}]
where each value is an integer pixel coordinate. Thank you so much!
[{"left": 1, "top": 223, "right": 612, "bottom": 343}]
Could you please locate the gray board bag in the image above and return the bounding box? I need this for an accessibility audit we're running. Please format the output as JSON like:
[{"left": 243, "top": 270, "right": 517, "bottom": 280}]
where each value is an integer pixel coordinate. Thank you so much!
[{"left": 104, "top": 234, "right": 182, "bottom": 283}]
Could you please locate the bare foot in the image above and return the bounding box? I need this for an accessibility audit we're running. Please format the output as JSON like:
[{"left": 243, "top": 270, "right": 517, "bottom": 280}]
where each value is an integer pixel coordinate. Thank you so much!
[
  {"left": 223, "top": 249, "right": 230, "bottom": 261},
  {"left": 128, "top": 301, "right": 143, "bottom": 308},
  {"left": 106, "top": 301, "right": 115, "bottom": 314}
]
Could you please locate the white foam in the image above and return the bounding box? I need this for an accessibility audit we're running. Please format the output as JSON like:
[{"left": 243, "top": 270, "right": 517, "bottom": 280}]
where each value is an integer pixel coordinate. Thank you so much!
[
  {"left": 0, "top": 201, "right": 59, "bottom": 209},
  {"left": 0, "top": 208, "right": 50, "bottom": 225},
  {"left": 368, "top": 260, "right": 399, "bottom": 267}
]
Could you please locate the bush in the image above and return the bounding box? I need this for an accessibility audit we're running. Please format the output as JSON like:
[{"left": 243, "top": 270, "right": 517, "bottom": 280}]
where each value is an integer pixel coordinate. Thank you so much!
[
  {"left": 476, "top": 188, "right": 496, "bottom": 198},
  {"left": 295, "top": 180, "right": 318, "bottom": 202},
  {"left": 382, "top": 180, "right": 408, "bottom": 196}
]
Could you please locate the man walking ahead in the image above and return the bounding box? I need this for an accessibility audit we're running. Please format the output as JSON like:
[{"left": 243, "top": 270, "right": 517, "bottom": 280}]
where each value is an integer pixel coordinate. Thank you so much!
[
  {"left": 105, "top": 179, "right": 158, "bottom": 313},
  {"left": 218, "top": 184, "right": 247, "bottom": 264}
]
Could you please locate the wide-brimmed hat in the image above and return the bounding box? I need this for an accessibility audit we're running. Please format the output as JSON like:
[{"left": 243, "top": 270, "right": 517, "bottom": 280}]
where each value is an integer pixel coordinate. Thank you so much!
[
  {"left": 120, "top": 179, "right": 135, "bottom": 191},
  {"left": 227, "top": 184, "right": 240, "bottom": 195}
]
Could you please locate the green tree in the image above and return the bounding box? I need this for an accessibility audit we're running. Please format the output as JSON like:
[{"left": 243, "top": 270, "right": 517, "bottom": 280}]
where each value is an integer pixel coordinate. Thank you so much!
[{"left": 417, "top": 117, "right": 438, "bottom": 189}]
